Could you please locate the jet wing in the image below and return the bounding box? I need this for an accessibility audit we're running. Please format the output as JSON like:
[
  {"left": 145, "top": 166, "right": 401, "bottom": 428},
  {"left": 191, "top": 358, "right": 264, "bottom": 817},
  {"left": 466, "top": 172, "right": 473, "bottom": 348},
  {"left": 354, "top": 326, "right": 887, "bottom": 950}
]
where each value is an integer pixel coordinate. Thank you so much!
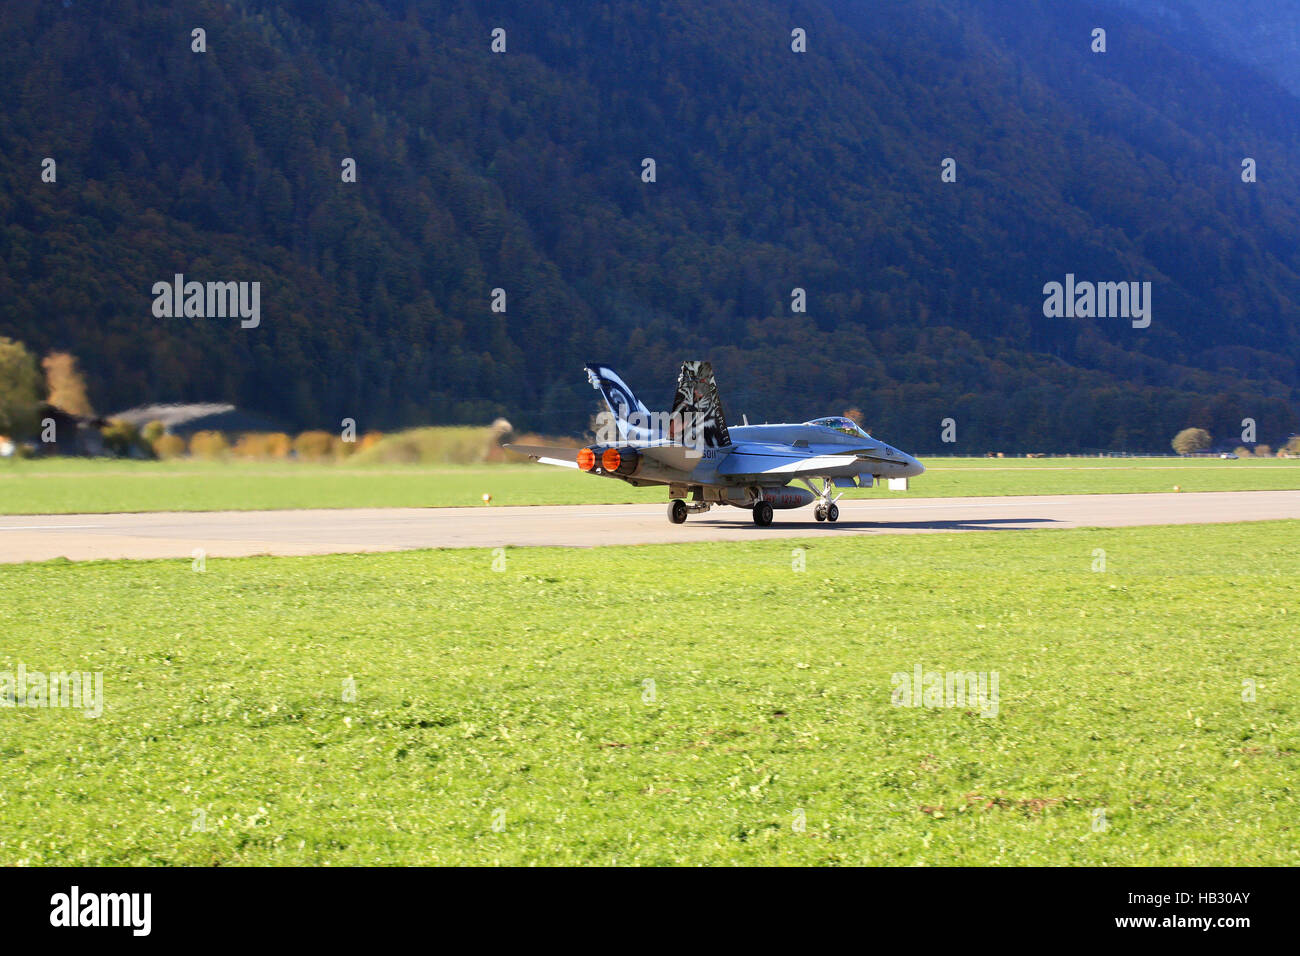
[
  {"left": 716, "top": 453, "right": 863, "bottom": 478},
  {"left": 633, "top": 442, "right": 702, "bottom": 472},
  {"left": 503, "top": 444, "right": 580, "bottom": 469}
]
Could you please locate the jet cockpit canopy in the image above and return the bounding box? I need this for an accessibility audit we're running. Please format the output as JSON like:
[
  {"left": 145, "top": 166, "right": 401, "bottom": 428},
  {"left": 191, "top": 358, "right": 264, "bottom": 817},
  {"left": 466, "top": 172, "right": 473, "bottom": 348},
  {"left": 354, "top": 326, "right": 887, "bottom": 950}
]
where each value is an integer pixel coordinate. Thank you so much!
[{"left": 805, "top": 417, "right": 871, "bottom": 439}]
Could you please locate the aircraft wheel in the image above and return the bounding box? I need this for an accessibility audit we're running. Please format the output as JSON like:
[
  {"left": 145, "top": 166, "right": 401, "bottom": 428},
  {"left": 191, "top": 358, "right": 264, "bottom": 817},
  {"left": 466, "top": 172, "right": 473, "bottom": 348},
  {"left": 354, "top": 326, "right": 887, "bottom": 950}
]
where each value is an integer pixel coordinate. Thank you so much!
[
  {"left": 753, "top": 501, "right": 774, "bottom": 527},
  {"left": 814, "top": 507, "right": 826, "bottom": 522},
  {"left": 668, "top": 499, "right": 689, "bottom": 524},
  {"left": 827, "top": 503, "right": 840, "bottom": 523}
]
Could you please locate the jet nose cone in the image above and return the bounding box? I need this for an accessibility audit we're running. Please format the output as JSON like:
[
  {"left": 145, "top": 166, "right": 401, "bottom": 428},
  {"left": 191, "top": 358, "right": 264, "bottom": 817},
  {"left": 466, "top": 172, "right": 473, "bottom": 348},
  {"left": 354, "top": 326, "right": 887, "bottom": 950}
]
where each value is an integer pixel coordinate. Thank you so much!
[{"left": 909, "top": 457, "right": 925, "bottom": 477}]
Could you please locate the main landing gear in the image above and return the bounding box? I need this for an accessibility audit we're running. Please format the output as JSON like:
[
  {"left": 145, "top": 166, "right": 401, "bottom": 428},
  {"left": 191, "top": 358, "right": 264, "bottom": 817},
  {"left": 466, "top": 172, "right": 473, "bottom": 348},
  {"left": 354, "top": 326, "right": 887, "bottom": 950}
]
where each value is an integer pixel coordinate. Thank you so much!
[
  {"left": 668, "top": 498, "right": 713, "bottom": 523},
  {"left": 752, "top": 500, "right": 774, "bottom": 527}
]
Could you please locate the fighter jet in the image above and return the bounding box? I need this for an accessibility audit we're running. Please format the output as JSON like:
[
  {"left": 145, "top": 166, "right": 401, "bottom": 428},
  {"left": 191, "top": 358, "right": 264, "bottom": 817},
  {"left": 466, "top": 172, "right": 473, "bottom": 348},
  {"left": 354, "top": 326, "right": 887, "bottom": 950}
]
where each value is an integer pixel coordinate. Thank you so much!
[{"left": 506, "top": 361, "right": 924, "bottom": 526}]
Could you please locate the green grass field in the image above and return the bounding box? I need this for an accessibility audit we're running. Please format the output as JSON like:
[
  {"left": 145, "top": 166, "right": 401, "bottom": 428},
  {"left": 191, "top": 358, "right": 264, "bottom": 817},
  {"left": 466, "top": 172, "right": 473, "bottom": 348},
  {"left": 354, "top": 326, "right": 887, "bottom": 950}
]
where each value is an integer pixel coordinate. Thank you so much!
[
  {"left": 1, "top": 456, "right": 1298, "bottom": 514},
  {"left": 2, "top": 520, "right": 1295, "bottom": 865}
]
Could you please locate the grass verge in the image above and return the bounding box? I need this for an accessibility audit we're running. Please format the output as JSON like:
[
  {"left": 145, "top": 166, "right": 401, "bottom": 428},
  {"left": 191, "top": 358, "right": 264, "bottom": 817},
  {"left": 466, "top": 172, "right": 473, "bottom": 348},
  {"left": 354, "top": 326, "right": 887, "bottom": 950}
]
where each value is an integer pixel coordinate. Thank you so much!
[
  {"left": 1, "top": 520, "right": 1295, "bottom": 864},
  {"left": 1, "top": 456, "right": 1298, "bottom": 514}
]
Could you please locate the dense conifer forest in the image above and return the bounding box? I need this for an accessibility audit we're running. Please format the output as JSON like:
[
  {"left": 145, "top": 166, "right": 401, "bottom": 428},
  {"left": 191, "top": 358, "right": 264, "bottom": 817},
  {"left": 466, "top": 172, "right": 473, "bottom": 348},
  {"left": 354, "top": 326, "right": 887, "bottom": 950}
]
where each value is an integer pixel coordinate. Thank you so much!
[{"left": 2, "top": 0, "right": 1298, "bottom": 451}]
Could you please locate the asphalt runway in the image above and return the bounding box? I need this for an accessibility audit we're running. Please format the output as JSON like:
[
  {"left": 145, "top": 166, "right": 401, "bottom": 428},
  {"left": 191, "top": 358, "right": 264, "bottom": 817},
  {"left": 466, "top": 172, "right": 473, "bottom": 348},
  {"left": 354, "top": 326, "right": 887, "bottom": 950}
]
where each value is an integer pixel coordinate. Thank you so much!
[{"left": 0, "top": 490, "right": 1296, "bottom": 564}]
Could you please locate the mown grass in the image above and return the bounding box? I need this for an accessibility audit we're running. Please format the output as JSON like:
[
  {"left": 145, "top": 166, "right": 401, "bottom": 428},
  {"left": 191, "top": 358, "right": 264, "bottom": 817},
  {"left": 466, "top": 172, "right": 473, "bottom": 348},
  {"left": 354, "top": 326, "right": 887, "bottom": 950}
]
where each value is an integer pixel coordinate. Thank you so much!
[
  {"left": 1, "top": 456, "right": 1298, "bottom": 514},
  {"left": 0, "top": 520, "right": 1295, "bottom": 865}
]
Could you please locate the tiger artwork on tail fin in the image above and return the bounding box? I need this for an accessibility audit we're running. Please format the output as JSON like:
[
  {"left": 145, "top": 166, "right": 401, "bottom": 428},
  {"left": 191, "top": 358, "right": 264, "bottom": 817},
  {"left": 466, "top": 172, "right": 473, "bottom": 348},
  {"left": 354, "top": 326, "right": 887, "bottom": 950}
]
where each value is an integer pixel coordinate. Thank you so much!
[{"left": 669, "top": 360, "right": 732, "bottom": 449}]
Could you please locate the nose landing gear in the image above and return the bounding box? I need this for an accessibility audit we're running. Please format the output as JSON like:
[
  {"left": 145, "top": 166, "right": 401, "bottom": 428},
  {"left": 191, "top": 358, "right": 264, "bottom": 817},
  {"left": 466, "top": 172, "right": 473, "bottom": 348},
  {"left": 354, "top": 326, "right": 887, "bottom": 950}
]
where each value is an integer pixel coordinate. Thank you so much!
[
  {"left": 807, "top": 478, "right": 842, "bottom": 523},
  {"left": 814, "top": 502, "right": 840, "bottom": 522}
]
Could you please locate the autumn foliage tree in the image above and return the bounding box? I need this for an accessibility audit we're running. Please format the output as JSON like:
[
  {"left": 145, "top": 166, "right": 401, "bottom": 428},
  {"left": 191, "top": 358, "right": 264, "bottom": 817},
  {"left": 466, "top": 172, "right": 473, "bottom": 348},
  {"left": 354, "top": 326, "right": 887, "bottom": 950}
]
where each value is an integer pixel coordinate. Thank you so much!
[
  {"left": 42, "top": 352, "right": 94, "bottom": 417},
  {"left": 0, "top": 338, "right": 42, "bottom": 439},
  {"left": 1172, "top": 428, "right": 1213, "bottom": 456}
]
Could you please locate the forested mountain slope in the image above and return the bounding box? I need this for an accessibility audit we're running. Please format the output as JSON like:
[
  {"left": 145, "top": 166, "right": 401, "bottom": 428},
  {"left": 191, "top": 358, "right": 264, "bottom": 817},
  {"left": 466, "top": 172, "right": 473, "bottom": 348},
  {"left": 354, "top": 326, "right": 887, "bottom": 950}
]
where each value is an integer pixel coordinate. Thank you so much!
[
  {"left": 1113, "top": 0, "right": 1300, "bottom": 96},
  {"left": 1, "top": 0, "right": 1297, "bottom": 451}
]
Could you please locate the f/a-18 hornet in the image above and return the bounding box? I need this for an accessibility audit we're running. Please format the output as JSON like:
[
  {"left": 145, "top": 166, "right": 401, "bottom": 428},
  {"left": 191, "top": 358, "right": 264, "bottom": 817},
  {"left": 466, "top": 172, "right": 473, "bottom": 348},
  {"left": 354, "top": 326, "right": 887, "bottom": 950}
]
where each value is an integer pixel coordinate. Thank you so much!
[{"left": 507, "top": 361, "right": 924, "bottom": 526}]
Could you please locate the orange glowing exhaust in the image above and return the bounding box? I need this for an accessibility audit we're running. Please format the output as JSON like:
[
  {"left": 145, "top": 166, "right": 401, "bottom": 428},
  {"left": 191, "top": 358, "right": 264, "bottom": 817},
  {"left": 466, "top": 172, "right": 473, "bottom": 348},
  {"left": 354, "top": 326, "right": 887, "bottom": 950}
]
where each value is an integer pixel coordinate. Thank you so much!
[
  {"left": 577, "top": 447, "right": 597, "bottom": 472},
  {"left": 601, "top": 448, "right": 622, "bottom": 472}
]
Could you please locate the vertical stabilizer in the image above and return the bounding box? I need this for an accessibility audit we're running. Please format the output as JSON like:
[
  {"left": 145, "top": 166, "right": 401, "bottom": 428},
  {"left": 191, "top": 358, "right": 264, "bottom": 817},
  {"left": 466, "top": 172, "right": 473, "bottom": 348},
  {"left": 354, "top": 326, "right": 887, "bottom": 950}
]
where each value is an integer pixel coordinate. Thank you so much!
[
  {"left": 669, "top": 361, "right": 732, "bottom": 448},
  {"left": 585, "top": 363, "right": 652, "bottom": 442}
]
